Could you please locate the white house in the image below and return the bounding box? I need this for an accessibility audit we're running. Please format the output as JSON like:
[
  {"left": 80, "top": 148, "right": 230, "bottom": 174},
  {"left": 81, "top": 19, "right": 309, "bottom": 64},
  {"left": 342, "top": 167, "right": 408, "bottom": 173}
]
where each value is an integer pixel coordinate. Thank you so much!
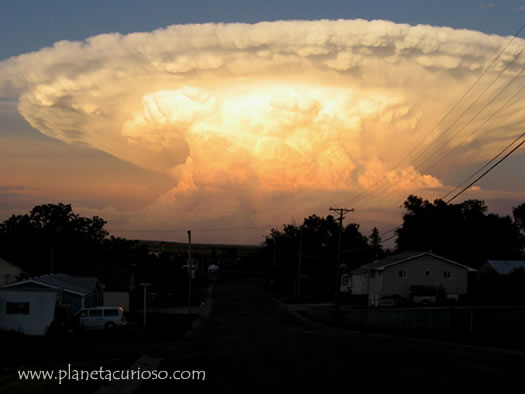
[
  {"left": 352, "top": 251, "right": 476, "bottom": 306},
  {"left": 0, "top": 287, "right": 59, "bottom": 335},
  {"left": 3, "top": 273, "right": 103, "bottom": 314}
]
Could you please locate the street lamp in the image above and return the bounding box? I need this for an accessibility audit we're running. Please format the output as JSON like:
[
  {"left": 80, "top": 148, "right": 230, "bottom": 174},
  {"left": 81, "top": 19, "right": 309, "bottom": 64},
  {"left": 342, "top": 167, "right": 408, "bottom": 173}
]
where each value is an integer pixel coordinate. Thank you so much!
[{"left": 139, "top": 282, "right": 152, "bottom": 328}]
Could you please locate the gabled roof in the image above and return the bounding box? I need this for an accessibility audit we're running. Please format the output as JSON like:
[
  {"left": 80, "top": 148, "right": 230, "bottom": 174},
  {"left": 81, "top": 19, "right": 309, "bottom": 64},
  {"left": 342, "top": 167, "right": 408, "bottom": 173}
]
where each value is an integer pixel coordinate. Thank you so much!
[
  {"left": 0, "top": 287, "right": 59, "bottom": 293},
  {"left": 486, "top": 260, "right": 525, "bottom": 275},
  {"left": 363, "top": 251, "right": 476, "bottom": 272},
  {"left": 3, "top": 273, "right": 99, "bottom": 296}
]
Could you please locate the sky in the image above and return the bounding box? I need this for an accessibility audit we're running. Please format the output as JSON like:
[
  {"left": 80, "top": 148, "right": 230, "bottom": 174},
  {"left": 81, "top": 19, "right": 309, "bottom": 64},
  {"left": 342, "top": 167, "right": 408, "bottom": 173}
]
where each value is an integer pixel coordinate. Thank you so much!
[{"left": 1, "top": 0, "right": 525, "bottom": 245}]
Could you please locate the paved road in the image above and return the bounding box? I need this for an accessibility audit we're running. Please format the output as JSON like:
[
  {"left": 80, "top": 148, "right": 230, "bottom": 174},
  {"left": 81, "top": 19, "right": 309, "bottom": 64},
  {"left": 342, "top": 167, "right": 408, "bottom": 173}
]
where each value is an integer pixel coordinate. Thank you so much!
[{"left": 138, "top": 279, "right": 524, "bottom": 393}]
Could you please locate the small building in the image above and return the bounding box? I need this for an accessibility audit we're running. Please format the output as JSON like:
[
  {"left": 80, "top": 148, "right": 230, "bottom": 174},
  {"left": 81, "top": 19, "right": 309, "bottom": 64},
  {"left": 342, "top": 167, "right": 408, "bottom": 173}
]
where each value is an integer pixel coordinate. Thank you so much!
[
  {"left": 0, "top": 287, "right": 59, "bottom": 335},
  {"left": 2, "top": 273, "right": 103, "bottom": 314},
  {"left": 478, "top": 260, "right": 525, "bottom": 277},
  {"left": 0, "top": 258, "right": 24, "bottom": 285},
  {"left": 352, "top": 251, "right": 476, "bottom": 306}
]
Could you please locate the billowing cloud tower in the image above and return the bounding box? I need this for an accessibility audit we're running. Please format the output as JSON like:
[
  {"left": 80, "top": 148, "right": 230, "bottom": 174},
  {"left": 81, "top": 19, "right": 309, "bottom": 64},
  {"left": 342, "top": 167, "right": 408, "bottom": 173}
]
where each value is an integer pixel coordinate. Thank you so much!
[{"left": 2, "top": 20, "right": 524, "bottom": 242}]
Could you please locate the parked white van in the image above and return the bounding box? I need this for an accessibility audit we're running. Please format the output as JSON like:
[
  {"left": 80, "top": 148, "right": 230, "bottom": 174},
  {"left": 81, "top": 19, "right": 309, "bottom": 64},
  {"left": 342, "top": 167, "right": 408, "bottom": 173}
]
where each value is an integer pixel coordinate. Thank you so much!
[{"left": 76, "top": 306, "right": 127, "bottom": 329}]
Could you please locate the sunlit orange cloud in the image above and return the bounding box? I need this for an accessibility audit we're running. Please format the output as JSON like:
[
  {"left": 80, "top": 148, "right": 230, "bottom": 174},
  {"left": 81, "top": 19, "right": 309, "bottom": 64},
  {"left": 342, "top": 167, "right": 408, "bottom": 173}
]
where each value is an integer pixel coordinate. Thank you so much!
[{"left": 2, "top": 19, "right": 525, "bottom": 243}]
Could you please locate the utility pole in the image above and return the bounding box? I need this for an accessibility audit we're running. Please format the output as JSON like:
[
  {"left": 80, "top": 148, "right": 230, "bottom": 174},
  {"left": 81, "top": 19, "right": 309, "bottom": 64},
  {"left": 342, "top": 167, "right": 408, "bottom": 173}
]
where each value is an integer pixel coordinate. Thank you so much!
[
  {"left": 49, "top": 231, "right": 56, "bottom": 274},
  {"left": 187, "top": 230, "right": 193, "bottom": 315},
  {"left": 139, "top": 282, "right": 152, "bottom": 328},
  {"left": 329, "top": 207, "right": 354, "bottom": 305},
  {"left": 49, "top": 243, "right": 54, "bottom": 275},
  {"left": 271, "top": 235, "right": 277, "bottom": 287},
  {"left": 297, "top": 227, "right": 303, "bottom": 297},
  {"left": 272, "top": 236, "right": 277, "bottom": 272}
]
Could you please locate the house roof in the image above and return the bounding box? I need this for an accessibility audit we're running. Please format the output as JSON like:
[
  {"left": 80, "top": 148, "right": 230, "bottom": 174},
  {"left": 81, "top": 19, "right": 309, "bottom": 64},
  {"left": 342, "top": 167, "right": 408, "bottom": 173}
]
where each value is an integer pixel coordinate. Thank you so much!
[
  {"left": 3, "top": 273, "right": 99, "bottom": 296},
  {"left": 363, "top": 251, "right": 476, "bottom": 272},
  {"left": 486, "top": 260, "right": 525, "bottom": 275},
  {"left": 0, "top": 287, "right": 59, "bottom": 293}
]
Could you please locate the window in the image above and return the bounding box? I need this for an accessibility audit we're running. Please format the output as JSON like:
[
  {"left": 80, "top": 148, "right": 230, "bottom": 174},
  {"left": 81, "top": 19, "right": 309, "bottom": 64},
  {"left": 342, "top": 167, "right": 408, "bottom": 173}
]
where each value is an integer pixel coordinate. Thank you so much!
[
  {"left": 6, "top": 302, "right": 30, "bottom": 315},
  {"left": 425, "top": 270, "right": 431, "bottom": 277},
  {"left": 370, "top": 270, "right": 376, "bottom": 278},
  {"left": 89, "top": 309, "right": 102, "bottom": 317},
  {"left": 399, "top": 270, "right": 407, "bottom": 278},
  {"left": 104, "top": 309, "right": 119, "bottom": 317},
  {"left": 444, "top": 271, "right": 451, "bottom": 279}
]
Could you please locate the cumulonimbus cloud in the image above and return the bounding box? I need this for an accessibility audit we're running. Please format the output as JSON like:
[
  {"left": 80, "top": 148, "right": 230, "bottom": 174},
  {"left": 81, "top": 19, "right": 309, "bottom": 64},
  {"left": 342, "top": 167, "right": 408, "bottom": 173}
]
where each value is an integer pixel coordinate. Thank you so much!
[{"left": 2, "top": 19, "right": 525, "bottom": 241}]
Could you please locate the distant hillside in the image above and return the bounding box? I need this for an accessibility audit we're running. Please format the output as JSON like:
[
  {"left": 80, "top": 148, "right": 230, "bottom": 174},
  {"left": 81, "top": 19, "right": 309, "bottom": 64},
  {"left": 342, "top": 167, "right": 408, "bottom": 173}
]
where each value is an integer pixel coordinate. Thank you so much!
[{"left": 135, "top": 239, "right": 260, "bottom": 256}]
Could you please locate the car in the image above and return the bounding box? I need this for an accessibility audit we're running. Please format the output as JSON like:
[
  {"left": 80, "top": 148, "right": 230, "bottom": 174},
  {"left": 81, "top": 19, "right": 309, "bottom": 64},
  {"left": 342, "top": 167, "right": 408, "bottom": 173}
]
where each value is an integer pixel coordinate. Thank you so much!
[
  {"left": 75, "top": 306, "right": 127, "bottom": 330},
  {"left": 377, "top": 295, "right": 403, "bottom": 307},
  {"left": 409, "top": 285, "right": 438, "bottom": 306},
  {"left": 411, "top": 295, "right": 437, "bottom": 306},
  {"left": 378, "top": 296, "right": 396, "bottom": 307}
]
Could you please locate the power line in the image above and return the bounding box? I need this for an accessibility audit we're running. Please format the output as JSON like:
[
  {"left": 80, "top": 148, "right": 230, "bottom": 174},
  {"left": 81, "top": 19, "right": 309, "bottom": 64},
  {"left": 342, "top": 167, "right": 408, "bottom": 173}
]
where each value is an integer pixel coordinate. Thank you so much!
[
  {"left": 352, "top": 46, "right": 525, "bottom": 212},
  {"left": 356, "top": 65, "right": 525, "bottom": 212},
  {"left": 445, "top": 134, "right": 525, "bottom": 203},
  {"left": 441, "top": 130, "right": 525, "bottom": 201},
  {"left": 378, "top": 130, "right": 525, "bottom": 244},
  {"left": 412, "top": 49, "right": 525, "bottom": 172},
  {"left": 348, "top": 23, "right": 525, "bottom": 207},
  {"left": 410, "top": 46, "right": 525, "bottom": 170},
  {"left": 421, "top": 82, "right": 525, "bottom": 175},
  {"left": 400, "top": 22, "right": 525, "bottom": 171}
]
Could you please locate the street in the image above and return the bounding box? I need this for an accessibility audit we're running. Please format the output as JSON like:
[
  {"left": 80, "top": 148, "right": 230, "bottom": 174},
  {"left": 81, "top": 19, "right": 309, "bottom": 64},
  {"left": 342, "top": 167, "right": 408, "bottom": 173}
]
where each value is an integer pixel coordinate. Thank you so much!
[{"left": 138, "top": 278, "right": 525, "bottom": 393}]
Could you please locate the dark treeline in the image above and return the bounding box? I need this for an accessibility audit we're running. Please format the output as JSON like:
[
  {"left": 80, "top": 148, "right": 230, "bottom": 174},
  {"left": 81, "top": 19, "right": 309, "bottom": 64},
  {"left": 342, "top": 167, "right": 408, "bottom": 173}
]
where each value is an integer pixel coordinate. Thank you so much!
[
  {"left": 263, "top": 195, "right": 525, "bottom": 299},
  {"left": 0, "top": 203, "right": 247, "bottom": 306},
  {"left": 0, "top": 203, "right": 147, "bottom": 290},
  {"left": 262, "top": 214, "right": 382, "bottom": 298},
  {"left": 2, "top": 197, "right": 525, "bottom": 303},
  {"left": 396, "top": 195, "right": 525, "bottom": 268}
]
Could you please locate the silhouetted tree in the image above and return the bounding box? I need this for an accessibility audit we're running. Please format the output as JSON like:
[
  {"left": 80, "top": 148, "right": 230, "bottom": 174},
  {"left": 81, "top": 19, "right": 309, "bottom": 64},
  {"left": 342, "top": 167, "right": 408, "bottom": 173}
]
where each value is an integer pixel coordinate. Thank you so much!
[
  {"left": 0, "top": 204, "right": 155, "bottom": 285},
  {"left": 263, "top": 214, "right": 372, "bottom": 297},
  {"left": 514, "top": 203, "right": 525, "bottom": 233},
  {"left": 0, "top": 204, "right": 110, "bottom": 274},
  {"left": 369, "top": 227, "right": 384, "bottom": 259},
  {"left": 395, "top": 195, "right": 524, "bottom": 268}
]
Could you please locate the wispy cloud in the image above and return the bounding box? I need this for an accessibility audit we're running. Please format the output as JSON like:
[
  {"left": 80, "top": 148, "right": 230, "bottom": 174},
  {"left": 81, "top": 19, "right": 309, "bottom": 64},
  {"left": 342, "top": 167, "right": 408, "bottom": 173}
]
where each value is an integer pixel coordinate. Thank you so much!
[{"left": 0, "top": 185, "right": 32, "bottom": 193}]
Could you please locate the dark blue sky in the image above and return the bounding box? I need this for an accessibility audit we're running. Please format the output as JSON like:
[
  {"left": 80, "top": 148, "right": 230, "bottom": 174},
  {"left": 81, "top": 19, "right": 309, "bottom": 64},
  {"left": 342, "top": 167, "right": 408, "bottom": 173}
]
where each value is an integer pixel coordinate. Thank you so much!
[{"left": 2, "top": 0, "right": 525, "bottom": 60}]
